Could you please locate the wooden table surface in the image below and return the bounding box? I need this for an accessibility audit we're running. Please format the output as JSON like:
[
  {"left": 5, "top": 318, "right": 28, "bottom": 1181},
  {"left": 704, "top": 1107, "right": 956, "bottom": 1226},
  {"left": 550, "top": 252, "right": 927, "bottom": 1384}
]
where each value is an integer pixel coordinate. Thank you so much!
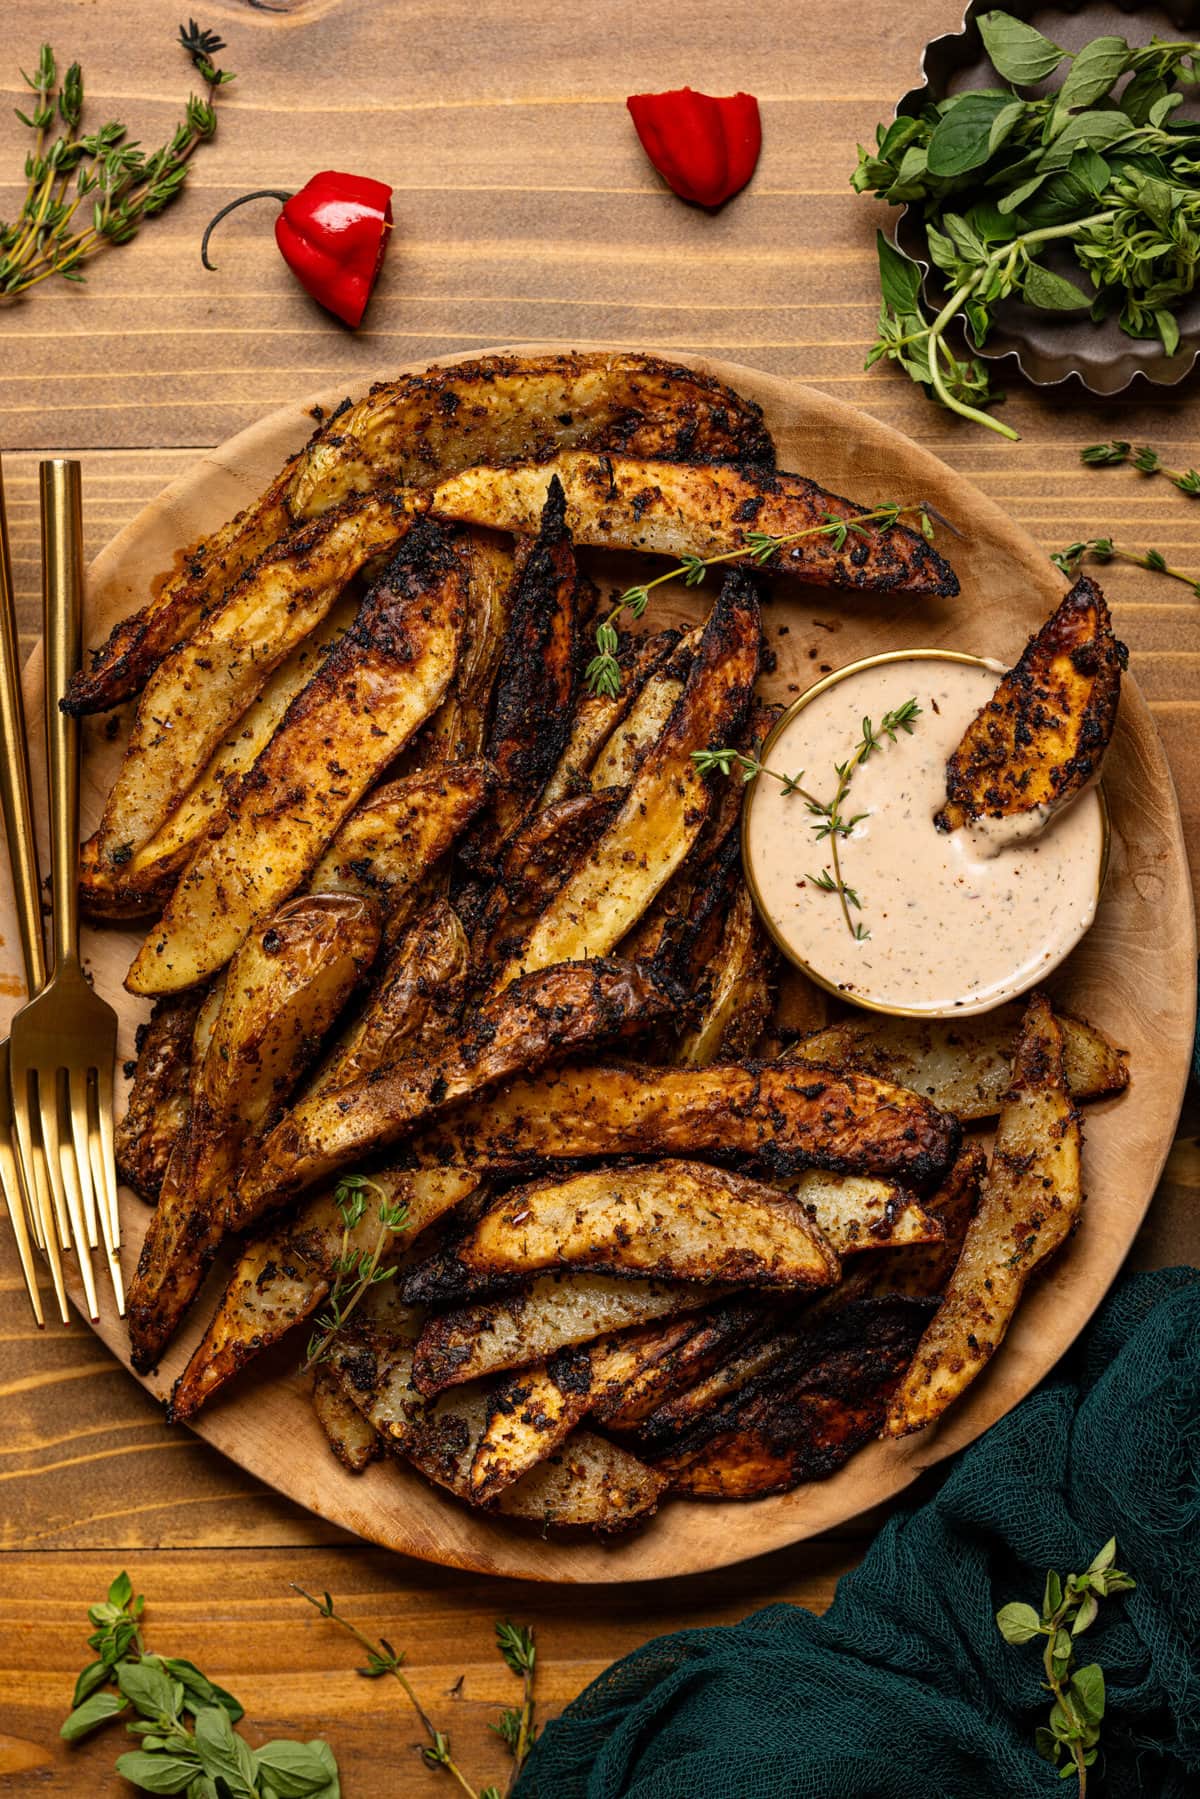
[{"left": 1, "top": 2, "right": 1196, "bottom": 1792}]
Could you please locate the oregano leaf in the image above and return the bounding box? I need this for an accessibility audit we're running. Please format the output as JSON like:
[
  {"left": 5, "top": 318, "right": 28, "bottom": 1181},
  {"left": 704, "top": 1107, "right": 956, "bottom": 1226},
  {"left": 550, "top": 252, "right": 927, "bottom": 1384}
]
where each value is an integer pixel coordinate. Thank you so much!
[{"left": 978, "top": 12, "right": 1065, "bottom": 85}]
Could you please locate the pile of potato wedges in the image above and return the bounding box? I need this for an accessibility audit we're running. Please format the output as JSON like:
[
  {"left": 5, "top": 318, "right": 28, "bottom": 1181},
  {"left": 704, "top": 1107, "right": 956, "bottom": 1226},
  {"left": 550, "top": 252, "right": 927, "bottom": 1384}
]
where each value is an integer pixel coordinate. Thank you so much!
[{"left": 82, "top": 352, "right": 1129, "bottom": 1534}]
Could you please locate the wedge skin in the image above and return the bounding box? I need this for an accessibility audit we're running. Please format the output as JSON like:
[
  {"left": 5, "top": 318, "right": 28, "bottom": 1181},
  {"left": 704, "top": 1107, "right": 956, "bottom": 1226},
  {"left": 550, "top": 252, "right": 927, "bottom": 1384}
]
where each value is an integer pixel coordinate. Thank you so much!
[
  {"left": 429, "top": 454, "right": 959, "bottom": 597},
  {"left": 126, "top": 892, "right": 382, "bottom": 1372},
  {"left": 885, "top": 993, "right": 1083, "bottom": 1437},
  {"left": 937, "top": 574, "right": 1126, "bottom": 833},
  {"left": 231, "top": 959, "right": 681, "bottom": 1223},
  {"left": 127, "top": 519, "right": 467, "bottom": 995}
]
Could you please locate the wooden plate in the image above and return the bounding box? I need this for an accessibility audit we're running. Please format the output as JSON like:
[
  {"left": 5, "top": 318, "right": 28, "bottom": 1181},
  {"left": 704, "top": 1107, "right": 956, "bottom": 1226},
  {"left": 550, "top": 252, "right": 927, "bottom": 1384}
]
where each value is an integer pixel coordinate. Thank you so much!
[{"left": 5, "top": 349, "right": 1194, "bottom": 1583}]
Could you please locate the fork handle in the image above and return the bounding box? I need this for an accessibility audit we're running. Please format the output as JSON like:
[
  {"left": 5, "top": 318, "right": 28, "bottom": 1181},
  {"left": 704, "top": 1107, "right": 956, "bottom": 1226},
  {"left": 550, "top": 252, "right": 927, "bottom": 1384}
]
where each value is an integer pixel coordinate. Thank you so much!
[
  {"left": 0, "top": 454, "right": 46, "bottom": 995},
  {"left": 39, "top": 462, "right": 83, "bottom": 974}
]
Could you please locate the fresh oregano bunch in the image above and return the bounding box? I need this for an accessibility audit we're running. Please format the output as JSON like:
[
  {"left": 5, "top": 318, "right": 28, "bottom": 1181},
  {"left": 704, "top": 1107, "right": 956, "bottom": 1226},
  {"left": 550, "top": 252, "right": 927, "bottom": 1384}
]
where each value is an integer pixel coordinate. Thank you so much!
[
  {"left": 996, "top": 1537, "right": 1135, "bottom": 1795},
  {"left": 61, "top": 1572, "right": 339, "bottom": 1797},
  {"left": 854, "top": 11, "right": 1200, "bottom": 436}
]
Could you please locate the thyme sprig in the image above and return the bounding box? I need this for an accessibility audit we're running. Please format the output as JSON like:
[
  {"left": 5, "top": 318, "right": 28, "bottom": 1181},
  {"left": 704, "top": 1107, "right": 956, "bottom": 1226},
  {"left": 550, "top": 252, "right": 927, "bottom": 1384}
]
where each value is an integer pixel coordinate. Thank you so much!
[
  {"left": 996, "top": 1537, "right": 1135, "bottom": 1796},
  {"left": 1052, "top": 536, "right": 1200, "bottom": 595},
  {"left": 293, "top": 1587, "right": 537, "bottom": 1799},
  {"left": 301, "top": 1172, "right": 410, "bottom": 1371},
  {"left": 0, "top": 23, "right": 234, "bottom": 298},
  {"left": 693, "top": 698, "right": 921, "bottom": 938},
  {"left": 584, "top": 502, "right": 937, "bottom": 698},
  {"left": 1081, "top": 438, "right": 1200, "bottom": 494}
]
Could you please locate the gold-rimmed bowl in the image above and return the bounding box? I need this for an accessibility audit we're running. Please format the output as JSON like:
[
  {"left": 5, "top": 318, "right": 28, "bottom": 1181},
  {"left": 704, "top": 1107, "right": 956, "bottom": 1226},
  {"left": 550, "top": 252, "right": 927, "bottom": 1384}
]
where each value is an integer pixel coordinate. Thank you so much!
[{"left": 742, "top": 648, "right": 1111, "bottom": 1020}]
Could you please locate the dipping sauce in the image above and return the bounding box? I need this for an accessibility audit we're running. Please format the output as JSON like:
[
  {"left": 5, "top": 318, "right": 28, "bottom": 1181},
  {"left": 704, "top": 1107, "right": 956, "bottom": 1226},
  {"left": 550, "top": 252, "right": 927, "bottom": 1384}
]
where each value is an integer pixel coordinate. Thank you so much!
[{"left": 743, "top": 652, "right": 1106, "bottom": 1017}]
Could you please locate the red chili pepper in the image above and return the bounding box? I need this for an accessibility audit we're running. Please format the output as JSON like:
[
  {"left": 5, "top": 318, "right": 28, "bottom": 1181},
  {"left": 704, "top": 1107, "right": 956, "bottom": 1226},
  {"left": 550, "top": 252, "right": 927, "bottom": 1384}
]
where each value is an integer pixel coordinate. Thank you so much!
[
  {"left": 200, "top": 171, "right": 393, "bottom": 327},
  {"left": 626, "top": 87, "right": 762, "bottom": 208}
]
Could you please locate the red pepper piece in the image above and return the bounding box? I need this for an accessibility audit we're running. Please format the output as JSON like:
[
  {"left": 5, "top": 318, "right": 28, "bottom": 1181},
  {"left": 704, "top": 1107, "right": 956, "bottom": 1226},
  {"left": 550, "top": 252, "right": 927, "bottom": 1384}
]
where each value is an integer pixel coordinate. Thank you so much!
[
  {"left": 201, "top": 171, "right": 393, "bottom": 328},
  {"left": 627, "top": 87, "right": 761, "bottom": 208}
]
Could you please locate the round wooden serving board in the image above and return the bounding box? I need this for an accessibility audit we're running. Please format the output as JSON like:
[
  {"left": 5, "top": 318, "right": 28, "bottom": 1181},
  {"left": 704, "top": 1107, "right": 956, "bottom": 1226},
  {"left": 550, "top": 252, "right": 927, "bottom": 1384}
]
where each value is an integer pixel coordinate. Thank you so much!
[{"left": 5, "top": 349, "right": 1194, "bottom": 1583}]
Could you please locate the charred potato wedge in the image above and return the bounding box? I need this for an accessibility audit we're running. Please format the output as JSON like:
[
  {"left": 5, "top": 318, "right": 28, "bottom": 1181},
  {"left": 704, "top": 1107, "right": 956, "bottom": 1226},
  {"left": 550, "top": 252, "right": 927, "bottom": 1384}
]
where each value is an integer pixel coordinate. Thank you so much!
[
  {"left": 495, "top": 575, "right": 761, "bottom": 984},
  {"left": 84, "top": 493, "right": 415, "bottom": 879},
  {"left": 885, "top": 994, "right": 1083, "bottom": 1437},
  {"left": 469, "top": 788, "right": 624, "bottom": 972},
  {"left": 414, "top": 529, "right": 514, "bottom": 766},
  {"left": 115, "top": 992, "right": 204, "bottom": 1202},
  {"left": 232, "top": 959, "right": 679, "bottom": 1223},
  {"left": 312, "top": 1365, "right": 383, "bottom": 1472},
  {"left": 430, "top": 454, "right": 959, "bottom": 596},
  {"left": 786, "top": 1003, "right": 1127, "bottom": 1121},
  {"left": 677, "top": 881, "right": 774, "bottom": 1066},
  {"left": 589, "top": 631, "right": 696, "bottom": 789},
  {"left": 127, "top": 892, "right": 381, "bottom": 1372},
  {"left": 127, "top": 521, "right": 467, "bottom": 995},
  {"left": 937, "top": 575, "right": 1125, "bottom": 833},
  {"left": 540, "top": 630, "right": 678, "bottom": 806}
]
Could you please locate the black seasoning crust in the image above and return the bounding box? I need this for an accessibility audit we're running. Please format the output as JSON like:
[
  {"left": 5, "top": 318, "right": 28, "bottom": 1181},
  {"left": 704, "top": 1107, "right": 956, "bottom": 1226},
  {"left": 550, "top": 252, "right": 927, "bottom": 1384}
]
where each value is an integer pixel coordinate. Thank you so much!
[
  {"left": 229, "top": 958, "right": 683, "bottom": 1223},
  {"left": 421, "top": 1060, "right": 960, "bottom": 1188},
  {"left": 937, "top": 573, "right": 1126, "bottom": 830},
  {"left": 67, "top": 353, "right": 773, "bottom": 717}
]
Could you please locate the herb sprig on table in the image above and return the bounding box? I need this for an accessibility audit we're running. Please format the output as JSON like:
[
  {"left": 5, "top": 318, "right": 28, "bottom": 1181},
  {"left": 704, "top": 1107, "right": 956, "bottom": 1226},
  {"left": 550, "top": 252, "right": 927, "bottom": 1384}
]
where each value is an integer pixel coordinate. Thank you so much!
[
  {"left": 61, "top": 1573, "right": 339, "bottom": 1797},
  {"left": 693, "top": 697, "right": 921, "bottom": 939},
  {"left": 855, "top": 11, "right": 1200, "bottom": 437},
  {"left": 996, "top": 1537, "right": 1135, "bottom": 1795},
  {"left": 0, "top": 22, "right": 234, "bottom": 298}
]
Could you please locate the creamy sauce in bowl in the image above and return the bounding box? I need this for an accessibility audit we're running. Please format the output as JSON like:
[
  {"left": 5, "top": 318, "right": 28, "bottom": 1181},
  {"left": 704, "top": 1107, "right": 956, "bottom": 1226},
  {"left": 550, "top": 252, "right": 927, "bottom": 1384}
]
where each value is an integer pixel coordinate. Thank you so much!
[{"left": 743, "top": 652, "right": 1107, "bottom": 1018}]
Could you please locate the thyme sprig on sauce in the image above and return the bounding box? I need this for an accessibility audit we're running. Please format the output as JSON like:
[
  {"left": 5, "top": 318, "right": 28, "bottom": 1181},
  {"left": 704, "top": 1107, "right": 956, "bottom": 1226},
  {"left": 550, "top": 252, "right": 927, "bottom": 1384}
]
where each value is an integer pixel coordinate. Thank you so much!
[
  {"left": 0, "top": 22, "right": 234, "bottom": 297},
  {"left": 584, "top": 502, "right": 937, "bottom": 698},
  {"left": 301, "top": 1172, "right": 410, "bottom": 1371},
  {"left": 693, "top": 697, "right": 921, "bottom": 939}
]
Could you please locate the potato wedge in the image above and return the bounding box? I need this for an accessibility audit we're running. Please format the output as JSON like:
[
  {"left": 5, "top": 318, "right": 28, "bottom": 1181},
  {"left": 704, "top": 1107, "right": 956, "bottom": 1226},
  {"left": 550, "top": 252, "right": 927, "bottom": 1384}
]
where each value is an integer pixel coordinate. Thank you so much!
[
  {"left": 127, "top": 892, "right": 381, "bottom": 1371},
  {"left": 885, "top": 994, "right": 1082, "bottom": 1437},
  {"left": 652, "top": 1295, "right": 933, "bottom": 1494},
  {"left": 114, "top": 992, "right": 204, "bottom": 1202},
  {"left": 540, "top": 630, "right": 679, "bottom": 806},
  {"left": 588, "top": 631, "right": 696, "bottom": 789},
  {"left": 430, "top": 454, "right": 959, "bottom": 596},
  {"left": 312, "top": 1365, "right": 382, "bottom": 1473},
  {"left": 67, "top": 352, "right": 768, "bottom": 716},
  {"left": 441, "top": 1160, "right": 839, "bottom": 1290},
  {"left": 411, "top": 1273, "right": 719, "bottom": 1396},
  {"left": 420, "top": 1060, "right": 960, "bottom": 1187},
  {"left": 785, "top": 1002, "right": 1127, "bottom": 1121},
  {"left": 591, "top": 1299, "right": 765, "bottom": 1430},
  {"left": 677, "top": 881, "right": 774, "bottom": 1065},
  {"left": 290, "top": 349, "right": 776, "bottom": 520},
  {"left": 84, "top": 492, "right": 415, "bottom": 878},
  {"left": 787, "top": 1170, "right": 943, "bottom": 1256},
  {"left": 127, "top": 520, "right": 467, "bottom": 995},
  {"left": 844, "top": 1145, "right": 985, "bottom": 1307},
  {"left": 232, "top": 958, "right": 680, "bottom": 1223},
  {"left": 494, "top": 574, "right": 761, "bottom": 985},
  {"left": 308, "top": 760, "right": 492, "bottom": 925},
  {"left": 82, "top": 596, "right": 360, "bottom": 923},
  {"left": 463, "top": 476, "right": 583, "bottom": 863},
  {"left": 937, "top": 574, "right": 1125, "bottom": 833},
  {"left": 414, "top": 529, "right": 514, "bottom": 766},
  {"left": 469, "top": 788, "right": 623, "bottom": 972},
  {"left": 167, "top": 1163, "right": 481, "bottom": 1421}
]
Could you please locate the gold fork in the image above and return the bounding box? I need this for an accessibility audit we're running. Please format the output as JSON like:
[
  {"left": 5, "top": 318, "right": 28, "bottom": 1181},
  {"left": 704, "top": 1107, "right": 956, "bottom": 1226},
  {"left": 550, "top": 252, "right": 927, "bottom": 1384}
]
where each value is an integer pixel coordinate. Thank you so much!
[
  {"left": 0, "top": 451, "right": 58, "bottom": 1324},
  {"left": 9, "top": 460, "right": 123, "bottom": 1319}
]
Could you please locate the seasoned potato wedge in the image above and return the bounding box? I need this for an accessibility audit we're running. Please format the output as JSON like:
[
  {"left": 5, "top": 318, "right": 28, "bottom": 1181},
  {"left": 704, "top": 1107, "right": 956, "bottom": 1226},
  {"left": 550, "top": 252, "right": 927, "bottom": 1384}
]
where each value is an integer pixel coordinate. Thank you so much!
[
  {"left": 82, "top": 599, "right": 360, "bottom": 922},
  {"left": 844, "top": 1145, "right": 985, "bottom": 1307},
  {"left": 115, "top": 992, "right": 204, "bottom": 1201},
  {"left": 84, "top": 493, "right": 415, "bottom": 878},
  {"left": 540, "top": 631, "right": 678, "bottom": 806},
  {"left": 494, "top": 575, "right": 761, "bottom": 984},
  {"left": 291, "top": 349, "right": 775, "bottom": 519},
  {"left": 785, "top": 1002, "right": 1127, "bottom": 1121},
  {"left": 652, "top": 1296, "right": 934, "bottom": 1495},
  {"left": 414, "top": 529, "right": 514, "bottom": 766},
  {"left": 67, "top": 352, "right": 768, "bottom": 716},
  {"left": 168, "top": 1163, "right": 480, "bottom": 1421},
  {"left": 430, "top": 454, "right": 959, "bottom": 596},
  {"left": 885, "top": 994, "right": 1082, "bottom": 1437},
  {"left": 312, "top": 1365, "right": 382, "bottom": 1472},
  {"left": 591, "top": 1299, "right": 765, "bottom": 1430},
  {"left": 308, "top": 760, "right": 492, "bottom": 924},
  {"left": 469, "top": 789, "right": 623, "bottom": 972},
  {"left": 232, "top": 958, "right": 679, "bottom": 1224},
  {"left": 439, "top": 1161, "right": 839, "bottom": 1290},
  {"left": 127, "top": 521, "right": 467, "bottom": 995},
  {"left": 127, "top": 893, "right": 381, "bottom": 1371},
  {"left": 937, "top": 574, "right": 1125, "bottom": 833},
  {"left": 677, "top": 881, "right": 774, "bottom": 1065},
  {"left": 421, "top": 1060, "right": 960, "bottom": 1187},
  {"left": 589, "top": 632, "right": 696, "bottom": 789},
  {"left": 411, "top": 1273, "right": 719, "bottom": 1396},
  {"left": 787, "top": 1170, "right": 944, "bottom": 1256}
]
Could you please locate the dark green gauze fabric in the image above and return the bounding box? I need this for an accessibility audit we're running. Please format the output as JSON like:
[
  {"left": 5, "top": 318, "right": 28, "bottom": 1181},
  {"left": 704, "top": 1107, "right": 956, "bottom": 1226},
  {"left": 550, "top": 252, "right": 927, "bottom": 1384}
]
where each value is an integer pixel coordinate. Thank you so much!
[{"left": 518, "top": 1267, "right": 1200, "bottom": 1799}]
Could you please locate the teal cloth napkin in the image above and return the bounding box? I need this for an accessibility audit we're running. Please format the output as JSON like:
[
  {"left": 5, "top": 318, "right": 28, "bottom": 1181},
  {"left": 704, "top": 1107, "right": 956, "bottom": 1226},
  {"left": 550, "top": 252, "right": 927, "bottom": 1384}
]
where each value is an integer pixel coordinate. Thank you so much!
[{"left": 518, "top": 1266, "right": 1200, "bottom": 1798}]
